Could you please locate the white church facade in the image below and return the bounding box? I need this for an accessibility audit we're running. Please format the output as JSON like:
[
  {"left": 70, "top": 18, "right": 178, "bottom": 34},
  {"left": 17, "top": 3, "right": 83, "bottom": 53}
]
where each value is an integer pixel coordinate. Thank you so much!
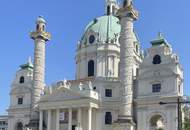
[{"left": 5, "top": 0, "right": 184, "bottom": 130}]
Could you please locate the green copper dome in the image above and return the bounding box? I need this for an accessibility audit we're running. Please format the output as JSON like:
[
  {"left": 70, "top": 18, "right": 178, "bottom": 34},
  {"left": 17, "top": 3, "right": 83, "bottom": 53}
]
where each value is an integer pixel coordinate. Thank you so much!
[{"left": 80, "top": 15, "right": 121, "bottom": 45}]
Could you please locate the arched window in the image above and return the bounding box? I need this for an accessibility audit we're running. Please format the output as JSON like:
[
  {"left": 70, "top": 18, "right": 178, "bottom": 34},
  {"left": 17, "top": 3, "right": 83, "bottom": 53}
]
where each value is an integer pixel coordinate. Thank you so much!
[
  {"left": 136, "top": 68, "right": 139, "bottom": 77},
  {"left": 112, "top": 6, "right": 115, "bottom": 14},
  {"left": 150, "top": 115, "right": 165, "bottom": 130},
  {"left": 123, "top": 0, "right": 127, "bottom": 7},
  {"left": 19, "top": 76, "right": 24, "bottom": 84},
  {"left": 88, "top": 60, "right": 94, "bottom": 77},
  {"left": 136, "top": 45, "right": 139, "bottom": 53},
  {"left": 16, "top": 122, "right": 23, "bottom": 130},
  {"left": 152, "top": 55, "right": 161, "bottom": 64},
  {"left": 36, "top": 24, "right": 39, "bottom": 31},
  {"left": 42, "top": 25, "right": 45, "bottom": 31},
  {"left": 118, "top": 61, "right": 121, "bottom": 77},
  {"left": 105, "top": 112, "right": 112, "bottom": 125},
  {"left": 107, "top": 5, "right": 111, "bottom": 15},
  {"left": 178, "top": 85, "right": 181, "bottom": 93}
]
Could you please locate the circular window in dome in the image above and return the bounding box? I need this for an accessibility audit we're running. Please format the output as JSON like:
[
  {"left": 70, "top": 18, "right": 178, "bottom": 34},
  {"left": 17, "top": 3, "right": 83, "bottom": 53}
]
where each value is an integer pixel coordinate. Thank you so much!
[{"left": 89, "top": 35, "right": 95, "bottom": 44}]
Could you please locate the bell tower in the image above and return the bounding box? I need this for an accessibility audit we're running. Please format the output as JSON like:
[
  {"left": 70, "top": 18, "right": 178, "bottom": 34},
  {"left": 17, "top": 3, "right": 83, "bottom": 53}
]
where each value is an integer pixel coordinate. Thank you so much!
[{"left": 28, "top": 16, "right": 51, "bottom": 129}]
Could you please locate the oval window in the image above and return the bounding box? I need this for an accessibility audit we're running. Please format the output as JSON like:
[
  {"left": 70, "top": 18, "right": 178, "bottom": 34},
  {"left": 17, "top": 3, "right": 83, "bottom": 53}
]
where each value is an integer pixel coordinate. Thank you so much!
[
  {"left": 153, "top": 55, "right": 161, "bottom": 64},
  {"left": 89, "top": 35, "right": 95, "bottom": 44}
]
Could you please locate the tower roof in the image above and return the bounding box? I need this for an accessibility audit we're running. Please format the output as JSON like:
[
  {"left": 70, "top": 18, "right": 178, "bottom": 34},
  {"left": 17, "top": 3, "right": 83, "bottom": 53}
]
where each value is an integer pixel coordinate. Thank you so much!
[
  {"left": 151, "top": 32, "right": 170, "bottom": 47},
  {"left": 20, "top": 57, "right": 33, "bottom": 70},
  {"left": 106, "top": 0, "right": 117, "bottom": 3},
  {"left": 36, "top": 16, "right": 46, "bottom": 24}
]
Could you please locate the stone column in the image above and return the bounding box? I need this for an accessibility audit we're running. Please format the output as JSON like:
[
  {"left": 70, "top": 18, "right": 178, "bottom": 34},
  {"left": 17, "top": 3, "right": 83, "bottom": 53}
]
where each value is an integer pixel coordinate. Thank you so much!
[
  {"left": 68, "top": 108, "right": 72, "bottom": 130},
  {"left": 32, "top": 38, "right": 46, "bottom": 106},
  {"left": 88, "top": 107, "right": 92, "bottom": 130},
  {"left": 56, "top": 109, "right": 60, "bottom": 130},
  {"left": 119, "top": 16, "right": 135, "bottom": 120},
  {"left": 118, "top": 0, "right": 138, "bottom": 121},
  {"left": 47, "top": 110, "right": 52, "bottom": 130},
  {"left": 30, "top": 16, "right": 51, "bottom": 120},
  {"left": 39, "top": 110, "right": 43, "bottom": 130},
  {"left": 77, "top": 108, "right": 82, "bottom": 129}
]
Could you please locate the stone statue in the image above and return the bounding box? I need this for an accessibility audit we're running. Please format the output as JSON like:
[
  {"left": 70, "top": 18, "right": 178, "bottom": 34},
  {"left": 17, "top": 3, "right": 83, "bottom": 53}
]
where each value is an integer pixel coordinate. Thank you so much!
[
  {"left": 79, "top": 82, "right": 83, "bottom": 91},
  {"left": 123, "top": 0, "right": 133, "bottom": 7}
]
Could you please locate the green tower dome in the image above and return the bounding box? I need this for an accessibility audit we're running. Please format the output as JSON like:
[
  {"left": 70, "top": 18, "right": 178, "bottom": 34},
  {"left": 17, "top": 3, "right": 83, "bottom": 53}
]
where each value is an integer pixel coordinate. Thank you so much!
[{"left": 80, "top": 15, "right": 121, "bottom": 46}]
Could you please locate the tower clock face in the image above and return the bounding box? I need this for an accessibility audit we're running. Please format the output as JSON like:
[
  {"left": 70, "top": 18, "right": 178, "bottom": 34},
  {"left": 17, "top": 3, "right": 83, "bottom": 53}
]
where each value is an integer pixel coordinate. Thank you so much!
[{"left": 89, "top": 35, "right": 95, "bottom": 44}]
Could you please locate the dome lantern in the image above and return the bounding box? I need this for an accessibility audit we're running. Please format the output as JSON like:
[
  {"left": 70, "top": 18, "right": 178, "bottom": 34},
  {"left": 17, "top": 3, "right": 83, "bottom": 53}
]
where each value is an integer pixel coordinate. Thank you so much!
[{"left": 105, "top": 0, "right": 119, "bottom": 15}]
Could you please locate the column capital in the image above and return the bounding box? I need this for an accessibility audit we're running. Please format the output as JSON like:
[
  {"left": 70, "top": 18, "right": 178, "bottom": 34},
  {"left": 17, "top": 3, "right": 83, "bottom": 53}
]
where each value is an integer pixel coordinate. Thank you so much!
[
  {"left": 30, "top": 16, "right": 51, "bottom": 41},
  {"left": 117, "top": 0, "right": 138, "bottom": 20}
]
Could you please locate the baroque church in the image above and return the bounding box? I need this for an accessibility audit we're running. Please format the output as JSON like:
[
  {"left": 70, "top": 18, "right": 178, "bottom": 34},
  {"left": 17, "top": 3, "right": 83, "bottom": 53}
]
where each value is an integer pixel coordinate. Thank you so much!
[{"left": 6, "top": 0, "right": 184, "bottom": 130}]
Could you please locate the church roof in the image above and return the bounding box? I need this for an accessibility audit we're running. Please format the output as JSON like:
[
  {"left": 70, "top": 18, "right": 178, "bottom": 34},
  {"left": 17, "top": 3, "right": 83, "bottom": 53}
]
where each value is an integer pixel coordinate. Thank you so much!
[{"left": 80, "top": 15, "right": 121, "bottom": 44}]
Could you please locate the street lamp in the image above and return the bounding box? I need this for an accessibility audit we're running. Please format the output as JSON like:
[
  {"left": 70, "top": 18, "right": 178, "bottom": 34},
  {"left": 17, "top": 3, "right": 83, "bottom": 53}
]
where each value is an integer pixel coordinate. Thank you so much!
[{"left": 159, "top": 97, "right": 190, "bottom": 130}]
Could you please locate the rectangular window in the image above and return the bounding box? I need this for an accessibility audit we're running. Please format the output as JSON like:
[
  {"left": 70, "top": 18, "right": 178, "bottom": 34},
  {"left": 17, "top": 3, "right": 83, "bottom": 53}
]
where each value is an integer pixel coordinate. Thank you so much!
[
  {"left": 72, "top": 125, "right": 76, "bottom": 130},
  {"left": 105, "top": 89, "right": 112, "bottom": 97},
  {"left": 105, "top": 112, "right": 112, "bottom": 125},
  {"left": 18, "top": 98, "right": 23, "bottom": 105},
  {"left": 152, "top": 84, "right": 161, "bottom": 93}
]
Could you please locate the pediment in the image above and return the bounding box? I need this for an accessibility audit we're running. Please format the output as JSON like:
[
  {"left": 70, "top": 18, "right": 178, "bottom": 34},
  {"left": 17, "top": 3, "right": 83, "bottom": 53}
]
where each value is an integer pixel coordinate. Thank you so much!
[{"left": 41, "top": 87, "right": 86, "bottom": 102}]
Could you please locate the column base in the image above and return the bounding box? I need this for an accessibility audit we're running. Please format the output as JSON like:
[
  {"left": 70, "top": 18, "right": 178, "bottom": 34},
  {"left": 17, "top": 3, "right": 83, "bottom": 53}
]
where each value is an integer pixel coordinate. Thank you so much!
[
  {"left": 112, "top": 119, "right": 136, "bottom": 130},
  {"left": 25, "top": 119, "right": 39, "bottom": 130},
  {"left": 75, "top": 127, "right": 83, "bottom": 130},
  {"left": 26, "top": 119, "right": 46, "bottom": 130}
]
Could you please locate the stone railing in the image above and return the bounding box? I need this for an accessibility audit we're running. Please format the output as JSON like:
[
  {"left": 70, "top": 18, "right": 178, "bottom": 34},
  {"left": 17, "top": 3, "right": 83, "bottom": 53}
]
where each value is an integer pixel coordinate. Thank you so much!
[{"left": 44, "top": 80, "right": 99, "bottom": 100}]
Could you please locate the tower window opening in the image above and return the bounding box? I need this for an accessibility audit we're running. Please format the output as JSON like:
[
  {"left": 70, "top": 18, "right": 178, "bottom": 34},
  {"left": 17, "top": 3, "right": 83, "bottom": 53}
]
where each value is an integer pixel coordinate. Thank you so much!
[
  {"left": 112, "top": 6, "right": 115, "bottom": 15},
  {"left": 42, "top": 25, "right": 45, "bottom": 31},
  {"left": 105, "top": 112, "right": 112, "bottom": 125},
  {"left": 107, "top": 5, "right": 111, "bottom": 15},
  {"left": 153, "top": 55, "right": 161, "bottom": 64},
  {"left": 18, "top": 98, "right": 23, "bottom": 105},
  {"left": 36, "top": 24, "right": 40, "bottom": 31},
  {"left": 123, "top": 0, "right": 127, "bottom": 7},
  {"left": 19, "top": 76, "right": 24, "bottom": 84},
  {"left": 88, "top": 60, "right": 94, "bottom": 77}
]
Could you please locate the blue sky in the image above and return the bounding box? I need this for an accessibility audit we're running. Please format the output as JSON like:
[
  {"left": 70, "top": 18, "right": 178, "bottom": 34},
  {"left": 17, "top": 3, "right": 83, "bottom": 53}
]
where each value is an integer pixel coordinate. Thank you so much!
[{"left": 0, "top": 0, "right": 189, "bottom": 114}]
